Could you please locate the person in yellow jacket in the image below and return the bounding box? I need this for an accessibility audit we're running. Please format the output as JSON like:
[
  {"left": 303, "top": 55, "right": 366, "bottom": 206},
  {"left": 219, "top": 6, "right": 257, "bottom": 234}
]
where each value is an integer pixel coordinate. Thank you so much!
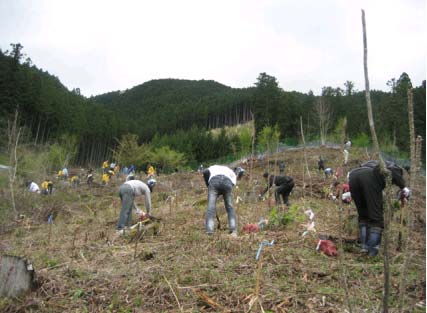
[
  {"left": 102, "top": 160, "right": 109, "bottom": 173},
  {"left": 102, "top": 169, "right": 115, "bottom": 185},
  {"left": 41, "top": 179, "right": 53, "bottom": 195},
  {"left": 71, "top": 175, "right": 80, "bottom": 188},
  {"left": 57, "top": 170, "right": 63, "bottom": 180},
  {"left": 147, "top": 164, "right": 156, "bottom": 178}
]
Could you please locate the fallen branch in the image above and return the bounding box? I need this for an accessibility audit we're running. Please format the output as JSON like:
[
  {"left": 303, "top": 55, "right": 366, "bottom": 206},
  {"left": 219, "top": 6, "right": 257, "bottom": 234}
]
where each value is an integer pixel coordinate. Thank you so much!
[
  {"left": 164, "top": 275, "right": 184, "bottom": 313},
  {"left": 192, "top": 288, "right": 230, "bottom": 312}
]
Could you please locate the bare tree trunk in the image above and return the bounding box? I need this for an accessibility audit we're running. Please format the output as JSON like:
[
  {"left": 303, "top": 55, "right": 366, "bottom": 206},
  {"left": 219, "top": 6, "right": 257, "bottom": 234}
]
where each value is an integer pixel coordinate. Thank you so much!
[
  {"left": 398, "top": 88, "right": 416, "bottom": 250},
  {"left": 362, "top": 10, "right": 380, "bottom": 159},
  {"left": 300, "top": 117, "right": 312, "bottom": 197},
  {"left": 249, "top": 112, "right": 256, "bottom": 185},
  {"left": 397, "top": 89, "right": 416, "bottom": 310},
  {"left": 314, "top": 97, "right": 332, "bottom": 146},
  {"left": 34, "top": 115, "right": 41, "bottom": 146},
  {"left": 8, "top": 110, "right": 22, "bottom": 217},
  {"left": 415, "top": 135, "right": 423, "bottom": 177}
]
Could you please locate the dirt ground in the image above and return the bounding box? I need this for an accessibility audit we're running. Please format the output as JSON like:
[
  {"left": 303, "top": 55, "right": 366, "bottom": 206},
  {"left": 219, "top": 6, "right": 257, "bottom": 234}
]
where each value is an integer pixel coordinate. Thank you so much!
[{"left": 0, "top": 146, "right": 425, "bottom": 312}]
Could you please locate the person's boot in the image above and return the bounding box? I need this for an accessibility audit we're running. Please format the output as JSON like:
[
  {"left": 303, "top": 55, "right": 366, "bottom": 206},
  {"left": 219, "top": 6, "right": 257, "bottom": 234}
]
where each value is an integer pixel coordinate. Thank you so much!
[
  {"left": 358, "top": 223, "right": 368, "bottom": 253},
  {"left": 367, "top": 227, "right": 382, "bottom": 257}
]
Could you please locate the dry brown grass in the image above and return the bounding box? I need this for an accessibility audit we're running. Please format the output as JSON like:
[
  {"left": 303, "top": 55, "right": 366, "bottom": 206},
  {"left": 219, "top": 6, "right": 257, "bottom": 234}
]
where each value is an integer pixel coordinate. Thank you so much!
[{"left": 0, "top": 147, "right": 425, "bottom": 312}]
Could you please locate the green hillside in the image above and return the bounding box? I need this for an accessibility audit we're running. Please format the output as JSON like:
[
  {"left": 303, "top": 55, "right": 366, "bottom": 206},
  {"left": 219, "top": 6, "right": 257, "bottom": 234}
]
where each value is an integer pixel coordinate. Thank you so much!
[{"left": 92, "top": 79, "right": 253, "bottom": 141}]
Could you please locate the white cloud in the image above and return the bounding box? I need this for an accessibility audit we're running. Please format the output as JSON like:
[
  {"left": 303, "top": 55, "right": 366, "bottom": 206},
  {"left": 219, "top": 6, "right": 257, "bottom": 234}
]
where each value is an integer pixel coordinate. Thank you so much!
[{"left": 0, "top": 0, "right": 425, "bottom": 96}]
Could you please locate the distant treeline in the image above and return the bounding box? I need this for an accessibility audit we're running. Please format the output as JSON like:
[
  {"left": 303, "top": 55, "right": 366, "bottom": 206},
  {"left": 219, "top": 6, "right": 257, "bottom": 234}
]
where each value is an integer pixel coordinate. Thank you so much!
[{"left": 0, "top": 43, "right": 425, "bottom": 166}]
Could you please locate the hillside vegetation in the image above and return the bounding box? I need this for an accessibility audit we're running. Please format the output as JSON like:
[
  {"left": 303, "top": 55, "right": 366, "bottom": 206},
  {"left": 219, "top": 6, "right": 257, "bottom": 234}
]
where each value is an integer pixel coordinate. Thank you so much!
[
  {"left": 1, "top": 44, "right": 425, "bottom": 168},
  {"left": 0, "top": 146, "right": 425, "bottom": 312}
]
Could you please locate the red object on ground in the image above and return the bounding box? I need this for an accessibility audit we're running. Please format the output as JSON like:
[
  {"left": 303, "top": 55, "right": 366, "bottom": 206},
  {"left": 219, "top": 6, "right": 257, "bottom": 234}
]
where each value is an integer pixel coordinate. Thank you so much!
[
  {"left": 242, "top": 223, "right": 260, "bottom": 233},
  {"left": 316, "top": 239, "right": 338, "bottom": 257},
  {"left": 342, "top": 183, "right": 350, "bottom": 193},
  {"left": 139, "top": 213, "right": 149, "bottom": 222}
]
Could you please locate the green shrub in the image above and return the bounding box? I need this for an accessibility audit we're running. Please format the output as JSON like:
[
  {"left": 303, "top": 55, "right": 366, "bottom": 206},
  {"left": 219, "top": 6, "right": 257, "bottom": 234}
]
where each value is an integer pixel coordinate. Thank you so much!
[
  {"left": 268, "top": 204, "right": 304, "bottom": 227},
  {"left": 151, "top": 146, "right": 186, "bottom": 173},
  {"left": 352, "top": 133, "right": 371, "bottom": 147}
]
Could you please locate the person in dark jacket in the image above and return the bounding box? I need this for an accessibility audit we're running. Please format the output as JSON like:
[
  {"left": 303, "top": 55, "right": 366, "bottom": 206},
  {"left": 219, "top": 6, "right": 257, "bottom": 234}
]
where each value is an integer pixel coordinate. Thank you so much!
[
  {"left": 318, "top": 156, "right": 325, "bottom": 172},
  {"left": 259, "top": 172, "right": 295, "bottom": 206},
  {"left": 349, "top": 160, "right": 409, "bottom": 256},
  {"left": 278, "top": 161, "right": 286, "bottom": 174}
]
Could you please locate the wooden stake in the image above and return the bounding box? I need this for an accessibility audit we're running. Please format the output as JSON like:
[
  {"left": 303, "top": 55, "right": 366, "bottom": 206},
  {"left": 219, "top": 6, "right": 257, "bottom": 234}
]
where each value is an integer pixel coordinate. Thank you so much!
[
  {"left": 48, "top": 222, "right": 52, "bottom": 246},
  {"left": 134, "top": 223, "right": 141, "bottom": 260},
  {"left": 337, "top": 184, "right": 353, "bottom": 313}
]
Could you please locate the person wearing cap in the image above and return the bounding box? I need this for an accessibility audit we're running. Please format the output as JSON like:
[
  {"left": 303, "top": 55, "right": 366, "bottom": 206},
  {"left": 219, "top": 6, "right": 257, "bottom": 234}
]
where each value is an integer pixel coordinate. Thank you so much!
[
  {"left": 259, "top": 172, "right": 294, "bottom": 206},
  {"left": 147, "top": 178, "right": 157, "bottom": 191},
  {"left": 102, "top": 169, "right": 115, "bottom": 185},
  {"left": 234, "top": 167, "right": 245, "bottom": 180},
  {"left": 117, "top": 179, "right": 153, "bottom": 233},
  {"left": 349, "top": 160, "right": 409, "bottom": 256},
  {"left": 202, "top": 165, "right": 244, "bottom": 236},
  {"left": 126, "top": 173, "right": 136, "bottom": 181}
]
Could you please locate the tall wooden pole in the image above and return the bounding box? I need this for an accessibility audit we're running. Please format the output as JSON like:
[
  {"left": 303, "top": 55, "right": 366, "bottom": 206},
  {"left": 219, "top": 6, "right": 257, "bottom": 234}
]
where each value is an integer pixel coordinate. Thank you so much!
[
  {"left": 362, "top": 10, "right": 381, "bottom": 159},
  {"left": 407, "top": 89, "right": 416, "bottom": 187},
  {"left": 362, "top": 10, "right": 390, "bottom": 313}
]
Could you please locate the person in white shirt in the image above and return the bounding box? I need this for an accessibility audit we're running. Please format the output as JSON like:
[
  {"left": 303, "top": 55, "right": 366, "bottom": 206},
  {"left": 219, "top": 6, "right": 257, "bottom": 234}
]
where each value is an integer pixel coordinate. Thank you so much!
[
  {"left": 343, "top": 149, "right": 349, "bottom": 165},
  {"left": 116, "top": 179, "right": 153, "bottom": 232},
  {"left": 26, "top": 180, "right": 40, "bottom": 193},
  {"left": 202, "top": 165, "right": 243, "bottom": 236}
]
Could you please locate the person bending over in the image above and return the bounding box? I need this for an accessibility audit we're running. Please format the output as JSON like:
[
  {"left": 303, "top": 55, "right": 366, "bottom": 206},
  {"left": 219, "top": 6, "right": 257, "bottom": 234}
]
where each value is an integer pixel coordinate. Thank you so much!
[
  {"left": 202, "top": 165, "right": 243, "bottom": 236},
  {"left": 260, "top": 172, "right": 295, "bottom": 206}
]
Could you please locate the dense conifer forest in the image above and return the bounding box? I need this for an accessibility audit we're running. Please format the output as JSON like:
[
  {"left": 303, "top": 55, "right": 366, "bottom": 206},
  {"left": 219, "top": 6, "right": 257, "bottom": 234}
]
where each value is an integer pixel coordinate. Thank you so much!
[{"left": 0, "top": 43, "right": 425, "bottom": 168}]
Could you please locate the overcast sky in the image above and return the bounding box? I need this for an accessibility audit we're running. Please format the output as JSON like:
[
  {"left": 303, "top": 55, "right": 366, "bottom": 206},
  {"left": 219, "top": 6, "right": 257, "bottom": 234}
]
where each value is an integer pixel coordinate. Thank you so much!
[{"left": 0, "top": 0, "right": 425, "bottom": 97}]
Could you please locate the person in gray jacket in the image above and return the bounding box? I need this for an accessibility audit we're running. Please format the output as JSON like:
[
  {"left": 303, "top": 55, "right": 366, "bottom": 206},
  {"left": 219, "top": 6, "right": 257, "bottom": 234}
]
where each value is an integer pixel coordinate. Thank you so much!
[
  {"left": 117, "top": 179, "right": 153, "bottom": 233},
  {"left": 203, "top": 165, "right": 244, "bottom": 236}
]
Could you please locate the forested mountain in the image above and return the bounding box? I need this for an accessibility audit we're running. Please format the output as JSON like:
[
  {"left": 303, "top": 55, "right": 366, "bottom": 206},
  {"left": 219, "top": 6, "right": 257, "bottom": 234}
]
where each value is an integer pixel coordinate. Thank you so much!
[
  {"left": 92, "top": 79, "right": 253, "bottom": 141},
  {"left": 0, "top": 43, "right": 425, "bottom": 167}
]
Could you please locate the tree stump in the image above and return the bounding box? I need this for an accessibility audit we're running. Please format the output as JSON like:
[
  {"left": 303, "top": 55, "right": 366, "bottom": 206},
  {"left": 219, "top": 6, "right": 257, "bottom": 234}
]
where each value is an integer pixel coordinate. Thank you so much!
[{"left": 0, "top": 255, "right": 36, "bottom": 297}]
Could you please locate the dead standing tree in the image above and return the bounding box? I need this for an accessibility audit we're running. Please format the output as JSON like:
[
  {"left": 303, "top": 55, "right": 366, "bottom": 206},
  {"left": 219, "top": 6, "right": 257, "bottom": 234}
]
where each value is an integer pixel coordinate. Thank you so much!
[
  {"left": 299, "top": 117, "right": 313, "bottom": 199},
  {"left": 314, "top": 97, "right": 333, "bottom": 146},
  {"left": 396, "top": 88, "right": 418, "bottom": 312},
  {"left": 407, "top": 89, "right": 416, "bottom": 188},
  {"left": 362, "top": 9, "right": 392, "bottom": 313},
  {"left": 7, "top": 110, "right": 22, "bottom": 217}
]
